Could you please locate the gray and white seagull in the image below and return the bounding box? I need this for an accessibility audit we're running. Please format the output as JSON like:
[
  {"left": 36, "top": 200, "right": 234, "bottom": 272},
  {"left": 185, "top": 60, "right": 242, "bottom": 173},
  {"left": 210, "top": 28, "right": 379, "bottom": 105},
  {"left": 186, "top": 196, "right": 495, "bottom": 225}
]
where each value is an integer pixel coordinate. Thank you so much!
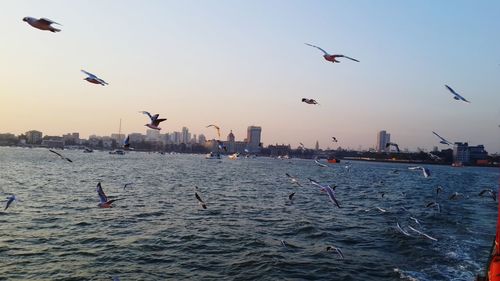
[
  {"left": 81, "top": 70, "right": 108, "bottom": 86},
  {"left": 305, "top": 43, "right": 359, "bottom": 63},
  {"left": 432, "top": 131, "right": 452, "bottom": 146},
  {"left": 445, "top": 85, "right": 470, "bottom": 103},
  {"left": 23, "top": 17, "right": 61, "bottom": 32}
]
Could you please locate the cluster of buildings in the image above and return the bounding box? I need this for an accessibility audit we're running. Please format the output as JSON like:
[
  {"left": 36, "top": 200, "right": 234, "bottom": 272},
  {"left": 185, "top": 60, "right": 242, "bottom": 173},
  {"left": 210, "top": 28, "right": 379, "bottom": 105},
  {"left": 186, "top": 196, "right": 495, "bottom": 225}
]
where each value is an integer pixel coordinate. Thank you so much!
[
  {"left": 376, "top": 130, "right": 489, "bottom": 165},
  {"left": 3, "top": 126, "right": 263, "bottom": 153}
]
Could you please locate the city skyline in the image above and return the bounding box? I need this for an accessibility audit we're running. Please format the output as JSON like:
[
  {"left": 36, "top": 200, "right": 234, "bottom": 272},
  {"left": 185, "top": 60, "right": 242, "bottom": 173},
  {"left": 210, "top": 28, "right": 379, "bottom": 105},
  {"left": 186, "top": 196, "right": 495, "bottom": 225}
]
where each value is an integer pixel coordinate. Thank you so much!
[{"left": 1, "top": 1, "right": 499, "bottom": 152}]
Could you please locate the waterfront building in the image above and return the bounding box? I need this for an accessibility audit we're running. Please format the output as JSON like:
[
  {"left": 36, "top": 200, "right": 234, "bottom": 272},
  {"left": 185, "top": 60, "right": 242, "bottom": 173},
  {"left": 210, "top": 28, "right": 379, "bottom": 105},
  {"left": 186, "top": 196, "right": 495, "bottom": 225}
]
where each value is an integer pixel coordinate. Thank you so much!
[
  {"left": 376, "top": 130, "right": 391, "bottom": 152},
  {"left": 246, "top": 126, "right": 262, "bottom": 153},
  {"left": 26, "top": 130, "right": 43, "bottom": 145}
]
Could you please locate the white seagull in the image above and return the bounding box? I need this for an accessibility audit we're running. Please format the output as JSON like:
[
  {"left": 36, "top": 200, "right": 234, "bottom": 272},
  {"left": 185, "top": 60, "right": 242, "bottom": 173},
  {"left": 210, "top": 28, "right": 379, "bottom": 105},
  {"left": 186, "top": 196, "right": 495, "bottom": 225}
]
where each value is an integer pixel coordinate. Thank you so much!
[
  {"left": 408, "top": 166, "right": 430, "bottom": 178},
  {"left": 432, "top": 131, "right": 452, "bottom": 146},
  {"left": 326, "top": 245, "right": 345, "bottom": 259},
  {"left": 305, "top": 43, "right": 359, "bottom": 63},
  {"left": 479, "top": 189, "right": 497, "bottom": 201},
  {"left": 314, "top": 159, "right": 328, "bottom": 168},
  {"left": 23, "top": 17, "right": 61, "bottom": 32},
  {"left": 4, "top": 195, "right": 17, "bottom": 211},
  {"left": 49, "top": 149, "right": 72, "bottom": 162},
  {"left": 96, "top": 182, "right": 119, "bottom": 208},
  {"left": 445, "top": 85, "right": 470, "bottom": 103},
  {"left": 308, "top": 178, "right": 341, "bottom": 208},
  {"left": 195, "top": 192, "right": 207, "bottom": 209},
  {"left": 396, "top": 222, "right": 412, "bottom": 237},
  {"left": 408, "top": 226, "right": 437, "bottom": 241},
  {"left": 285, "top": 173, "right": 302, "bottom": 187},
  {"left": 81, "top": 70, "right": 108, "bottom": 86},
  {"left": 140, "top": 111, "right": 167, "bottom": 130}
]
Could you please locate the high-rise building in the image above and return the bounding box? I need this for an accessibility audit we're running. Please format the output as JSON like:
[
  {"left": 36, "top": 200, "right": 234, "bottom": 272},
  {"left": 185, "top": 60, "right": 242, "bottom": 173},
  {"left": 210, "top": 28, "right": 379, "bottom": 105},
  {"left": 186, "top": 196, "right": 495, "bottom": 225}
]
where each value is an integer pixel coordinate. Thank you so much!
[
  {"left": 453, "top": 142, "right": 488, "bottom": 165},
  {"left": 198, "top": 134, "right": 206, "bottom": 144},
  {"left": 246, "top": 126, "right": 262, "bottom": 153},
  {"left": 26, "top": 130, "right": 43, "bottom": 144},
  {"left": 173, "top": 131, "right": 181, "bottom": 144},
  {"left": 181, "top": 127, "right": 190, "bottom": 144},
  {"left": 376, "top": 130, "right": 391, "bottom": 152},
  {"left": 227, "top": 130, "right": 236, "bottom": 153},
  {"left": 315, "top": 140, "right": 319, "bottom": 151}
]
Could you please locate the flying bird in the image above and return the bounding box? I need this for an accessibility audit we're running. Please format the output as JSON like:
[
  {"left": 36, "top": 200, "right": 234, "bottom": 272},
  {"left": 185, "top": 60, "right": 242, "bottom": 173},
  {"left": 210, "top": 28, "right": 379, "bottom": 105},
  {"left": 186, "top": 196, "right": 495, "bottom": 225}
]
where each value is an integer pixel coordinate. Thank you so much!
[
  {"left": 216, "top": 140, "right": 227, "bottom": 152},
  {"left": 449, "top": 192, "right": 464, "bottom": 200},
  {"left": 304, "top": 43, "right": 359, "bottom": 63},
  {"left": 285, "top": 173, "right": 302, "bottom": 187},
  {"left": 81, "top": 70, "right": 108, "bottom": 86},
  {"left": 432, "top": 131, "right": 452, "bottom": 146},
  {"left": 445, "top": 85, "right": 470, "bottom": 103},
  {"left": 288, "top": 192, "right": 296, "bottom": 201},
  {"left": 396, "top": 222, "right": 412, "bottom": 237},
  {"left": 4, "top": 195, "right": 17, "bottom": 211},
  {"left": 314, "top": 159, "right": 328, "bottom": 168},
  {"left": 301, "top": 98, "right": 319, "bottom": 105},
  {"left": 23, "top": 17, "right": 61, "bottom": 32},
  {"left": 96, "top": 182, "right": 119, "bottom": 208},
  {"left": 140, "top": 111, "right": 167, "bottom": 130},
  {"left": 326, "top": 246, "right": 344, "bottom": 259},
  {"left": 408, "top": 226, "right": 437, "bottom": 241},
  {"left": 426, "top": 201, "right": 441, "bottom": 212},
  {"left": 123, "top": 182, "right": 134, "bottom": 190},
  {"left": 123, "top": 135, "right": 130, "bottom": 150},
  {"left": 436, "top": 185, "right": 443, "bottom": 197},
  {"left": 479, "top": 189, "right": 496, "bottom": 201},
  {"left": 332, "top": 137, "right": 338, "bottom": 143},
  {"left": 195, "top": 192, "right": 207, "bottom": 209},
  {"left": 308, "top": 178, "right": 341, "bottom": 208},
  {"left": 206, "top": 125, "right": 221, "bottom": 138},
  {"left": 49, "top": 149, "right": 72, "bottom": 162},
  {"left": 408, "top": 166, "right": 430, "bottom": 178},
  {"left": 385, "top": 142, "right": 400, "bottom": 153}
]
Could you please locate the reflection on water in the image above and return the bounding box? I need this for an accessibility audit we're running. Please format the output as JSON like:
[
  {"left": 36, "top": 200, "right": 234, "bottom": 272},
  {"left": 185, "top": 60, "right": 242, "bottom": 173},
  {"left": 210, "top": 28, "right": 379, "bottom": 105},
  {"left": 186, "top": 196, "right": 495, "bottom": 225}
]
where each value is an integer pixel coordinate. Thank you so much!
[{"left": 0, "top": 147, "right": 497, "bottom": 280}]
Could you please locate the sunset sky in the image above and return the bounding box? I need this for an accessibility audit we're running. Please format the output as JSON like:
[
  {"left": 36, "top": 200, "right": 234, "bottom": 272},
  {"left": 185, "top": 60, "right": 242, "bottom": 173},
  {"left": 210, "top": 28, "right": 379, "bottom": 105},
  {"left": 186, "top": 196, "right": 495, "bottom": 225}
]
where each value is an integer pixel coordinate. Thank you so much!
[{"left": 1, "top": 1, "right": 499, "bottom": 152}]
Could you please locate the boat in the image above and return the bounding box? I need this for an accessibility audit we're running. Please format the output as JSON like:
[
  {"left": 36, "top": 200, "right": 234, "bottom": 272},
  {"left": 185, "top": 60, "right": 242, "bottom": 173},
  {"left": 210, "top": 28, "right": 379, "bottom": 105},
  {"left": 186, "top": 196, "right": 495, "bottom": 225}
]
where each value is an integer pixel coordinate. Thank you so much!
[
  {"left": 327, "top": 155, "right": 341, "bottom": 163},
  {"left": 476, "top": 167, "right": 500, "bottom": 281},
  {"left": 205, "top": 152, "right": 221, "bottom": 159}
]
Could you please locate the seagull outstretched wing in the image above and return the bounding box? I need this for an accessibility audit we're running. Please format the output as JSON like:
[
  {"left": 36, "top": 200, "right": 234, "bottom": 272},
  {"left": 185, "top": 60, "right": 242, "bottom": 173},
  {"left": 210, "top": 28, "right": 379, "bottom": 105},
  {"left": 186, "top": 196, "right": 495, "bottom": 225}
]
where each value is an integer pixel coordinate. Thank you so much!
[
  {"left": 96, "top": 182, "right": 108, "bottom": 204},
  {"left": 305, "top": 43, "right": 329, "bottom": 55}
]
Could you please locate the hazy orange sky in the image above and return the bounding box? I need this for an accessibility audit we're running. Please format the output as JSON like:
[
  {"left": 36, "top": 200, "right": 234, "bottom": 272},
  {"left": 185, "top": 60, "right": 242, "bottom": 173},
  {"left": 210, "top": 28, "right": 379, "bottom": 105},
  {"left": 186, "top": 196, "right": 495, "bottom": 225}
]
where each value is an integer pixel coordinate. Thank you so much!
[{"left": 1, "top": 1, "right": 499, "bottom": 152}]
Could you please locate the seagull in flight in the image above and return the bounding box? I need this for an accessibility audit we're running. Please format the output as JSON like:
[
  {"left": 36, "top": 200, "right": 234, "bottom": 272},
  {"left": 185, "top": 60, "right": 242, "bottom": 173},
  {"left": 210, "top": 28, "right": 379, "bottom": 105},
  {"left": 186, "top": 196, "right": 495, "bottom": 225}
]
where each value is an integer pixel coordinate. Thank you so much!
[
  {"left": 479, "top": 189, "right": 496, "bottom": 201},
  {"left": 288, "top": 192, "right": 296, "bottom": 201},
  {"left": 123, "top": 135, "right": 130, "bottom": 150},
  {"left": 426, "top": 201, "right": 441, "bottom": 212},
  {"left": 195, "top": 192, "right": 207, "bottom": 209},
  {"left": 408, "top": 226, "right": 437, "bottom": 241},
  {"left": 445, "top": 85, "right": 470, "bottom": 103},
  {"left": 206, "top": 124, "right": 221, "bottom": 138},
  {"left": 123, "top": 182, "right": 134, "bottom": 190},
  {"left": 81, "top": 70, "right": 108, "bottom": 86},
  {"left": 432, "top": 131, "right": 452, "bottom": 146},
  {"left": 23, "top": 17, "right": 61, "bottom": 32},
  {"left": 314, "top": 159, "right": 328, "bottom": 168},
  {"left": 326, "top": 245, "right": 344, "bottom": 259},
  {"left": 285, "top": 173, "right": 302, "bottom": 187},
  {"left": 302, "top": 98, "right": 319, "bottom": 105},
  {"left": 408, "top": 166, "right": 430, "bottom": 178},
  {"left": 396, "top": 222, "right": 412, "bottom": 237},
  {"left": 49, "top": 149, "right": 72, "bottom": 162},
  {"left": 4, "top": 195, "right": 17, "bottom": 211},
  {"left": 385, "top": 142, "right": 400, "bottom": 153},
  {"left": 308, "top": 178, "right": 341, "bottom": 208},
  {"left": 96, "top": 182, "right": 119, "bottom": 208},
  {"left": 449, "top": 192, "right": 464, "bottom": 200},
  {"left": 332, "top": 137, "right": 338, "bottom": 143},
  {"left": 140, "top": 111, "right": 167, "bottom": 130},
  {"left": 305, "top": 43, "right": 359, "bottom": 63}
]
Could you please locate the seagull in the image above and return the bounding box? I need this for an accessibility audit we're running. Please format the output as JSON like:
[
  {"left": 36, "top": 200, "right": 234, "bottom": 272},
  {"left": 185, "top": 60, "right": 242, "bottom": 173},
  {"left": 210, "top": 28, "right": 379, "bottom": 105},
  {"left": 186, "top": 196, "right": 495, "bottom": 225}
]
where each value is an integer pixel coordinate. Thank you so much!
[
  {"left": 299, "top": 143, "right": 305, "bottom": 150},
  {"left": 314, "top": 159, "right": 328, "bottom": 168},
  {"left": 308, "top": 178, "right": 341, "bottom": 208},
  {"left": 396, "top": 222, "right": 412, "bottom": 236},
  {"left": 123, "top": 182, "right": 133, "bottom": 190},
  {"left": 216, "top": 140, "right": 227, "bottom": 152},
  {"left": 280, "top": 240, "right": 289, "bottom": 247},
  {"left": 140, "top": 111, "right": 167, "bottom": 130},
  {"left": 376, "top": 207, "right": 387, "bottom": 213},
  {"left": 195, "top": 192, "right": 207, "bottom": 209},
  {"left": 408, "top": 166, "right": 430, "bottom": 178},
  {"left": 23, "top": 17, "right": 61, "bottom": 32},
  {"left": 4, "top": 195, "right": 17, "bottom": 210},
  {"left": 326, "top": 246, "right": 344, "bottom": 259},
  {"left": 49, "top": 149, "right": 72, "bottom": 162},
  {"left": 428, "top": 152, "right": 442, "bottom": 161},
  {"left": 385, "top": 142, "right": 400, "bottom": 153},
  {"left": 285, "top": 173, "right": 302, "bottom": 187},
  {"left": 479, "top": 189, "right": 496, "bottom": 201},
  {"left": 305, "top": 43, "right": 359, "bottom": 63},
  {"left": 408, "top": 226, "right": 437, "bottom": 241},
  {"left": 409, "top": 217, "right": 421, "bottom": 226},
  {"left": 301, "top": 98, "right": 319, "bottom": 105},
  {"left": 123, "top": 135, "right": 130, "bottom": 150},
  {"left": 426, "top": 201, "right": 441, "bottom": 212},
  {"left": 206, "top": 124, "right": 221, "bottom": 138},
  {"left": 432, "top": 131, "right": 452, "bottom": 146},
  {"left": 288, "top": 192, "right": 296, "bottom": 201},
  {"left": 96, "top": 182, "right": 119, "bottom": 208},
  {"left": 81, "top": 70, "right": 108, "bottom": 86},
  {"left": 332, "top": 137, "right": 338, "bottom": 142},
  {"left": 436, "top": 185, "right": 443, "bottom": 197},
  {"left": 449, "top": 192, "right": 464, "bottom": 200},
  {"left": 445, "top": 85, "right": 470, "bottom": 103}
]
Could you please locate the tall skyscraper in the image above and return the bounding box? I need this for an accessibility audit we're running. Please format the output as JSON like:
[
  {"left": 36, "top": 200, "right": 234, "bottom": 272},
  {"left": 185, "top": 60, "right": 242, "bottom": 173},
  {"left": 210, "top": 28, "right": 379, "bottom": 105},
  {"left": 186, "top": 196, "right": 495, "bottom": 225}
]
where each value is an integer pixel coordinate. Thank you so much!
[
  {"left": 198, "top": 134, "right": 206, "bottom": 144},
  {"left": 246, "top": 126, "right": 262, "bottom": 153},
  {"left": 181, "top": 127, "right": 190, "bottom": 144},
  {"left": 315, "top": 140, "right": 319, "bottom": 151},
  {"left": 376, "top": 130, "right": 391, "bottom": 152}
]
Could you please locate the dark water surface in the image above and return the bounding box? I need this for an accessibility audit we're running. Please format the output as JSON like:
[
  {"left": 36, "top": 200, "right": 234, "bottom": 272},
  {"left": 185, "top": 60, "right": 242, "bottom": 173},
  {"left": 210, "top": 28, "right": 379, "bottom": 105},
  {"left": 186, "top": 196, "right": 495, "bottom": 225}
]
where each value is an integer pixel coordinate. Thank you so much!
[{"left": 0, "top": 147, "right": 497, "bottom": 280}]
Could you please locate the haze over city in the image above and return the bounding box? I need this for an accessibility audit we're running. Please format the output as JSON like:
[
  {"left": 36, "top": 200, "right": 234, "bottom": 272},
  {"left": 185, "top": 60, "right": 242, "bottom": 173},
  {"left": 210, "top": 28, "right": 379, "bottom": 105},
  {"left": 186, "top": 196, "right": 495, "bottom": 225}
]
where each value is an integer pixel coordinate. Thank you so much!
[{"left": 1, "top": 1, "right": 499, "bottom": 152}]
